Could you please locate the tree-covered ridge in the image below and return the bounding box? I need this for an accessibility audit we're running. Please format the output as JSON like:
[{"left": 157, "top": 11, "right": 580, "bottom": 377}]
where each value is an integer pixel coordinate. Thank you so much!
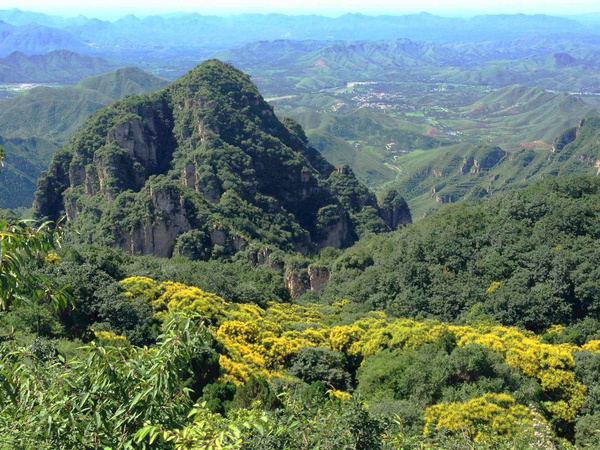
[
  {"left": 34, "top": 59, "right": 410, "bottom": 259},
  {"left": 10, "top": 173, "right": 600, "bottom": 446},
  {"left": 319, "top": 175, "right": 600, "bottom": 332}
]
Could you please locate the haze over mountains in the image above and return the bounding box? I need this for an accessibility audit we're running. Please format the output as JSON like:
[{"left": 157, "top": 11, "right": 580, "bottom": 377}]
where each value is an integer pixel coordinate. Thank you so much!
[
  {"left": 0, "top": 9, "right": 599, "bottom": 61},
  {"left": 1, "top": 8, "right": 600, "bottom": 217},
  {"left": 0, "top": 50, "right": 114, "bottom": 83}
]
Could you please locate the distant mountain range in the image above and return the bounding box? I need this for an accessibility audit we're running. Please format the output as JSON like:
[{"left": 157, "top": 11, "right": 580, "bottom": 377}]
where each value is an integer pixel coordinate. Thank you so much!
[
  {"left": 0, "top": 67, "right": 168, "bottom": 209},
  {"left": 0, "top": 9, "right": 598, "bottom": 62},
  {"left": 0, "top": 50, "right": 115, "bottom": 83},
  {"left": 215, "top": 37, "right": 600, "bottom": 95},
  {"left": 0, "top": 20, "right": 89, "bottom": 57}
]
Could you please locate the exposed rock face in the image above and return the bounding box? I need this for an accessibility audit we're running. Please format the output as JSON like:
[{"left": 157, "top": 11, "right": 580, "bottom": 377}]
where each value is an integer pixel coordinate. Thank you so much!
[
  {"left": 436, "top": 194, "right": 455, "bottom": 204},
  {"left": 460, "top": 146, "right": 505, "bottom": 175},
  {"left": 285, "top": 265, "right": 331, "bottom": 298},
  {"left": 473, "top": 149, "right": 506, "bottom": 173},
  {"left": 116, "top": 186, "right": 191, "bottom": 257},
  {"left": 460, "top": 157, "right": 474, "bottom": 175},
  {"left": 553, "top": 119, "right": 585, "bottom": 153},
  {"left": 286, "top": 269, "right": 310, "bottom": 299},
  {"left": 34, "top": 60, "right": 411, "bottom": 259},
  {"left": 308, "top": 266, "right": 330, "bottom": 293}
]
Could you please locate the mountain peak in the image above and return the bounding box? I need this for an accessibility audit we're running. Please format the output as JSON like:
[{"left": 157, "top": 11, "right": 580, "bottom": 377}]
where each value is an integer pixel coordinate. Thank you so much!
[{"left": 35, "top": 61, "right": 410, "bottom": 259}]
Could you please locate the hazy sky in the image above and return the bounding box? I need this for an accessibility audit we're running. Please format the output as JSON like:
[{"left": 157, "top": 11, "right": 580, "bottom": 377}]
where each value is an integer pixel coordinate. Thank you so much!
[{"left": 3, "top": 0, "right": 599, "bottom": 19}]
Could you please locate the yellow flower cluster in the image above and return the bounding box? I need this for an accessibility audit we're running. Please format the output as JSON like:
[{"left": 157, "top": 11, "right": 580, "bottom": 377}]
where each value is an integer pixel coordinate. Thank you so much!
[
  {"left": 451, "top": 325, "right": 585, "bottom": 422},
  {"left": 424, "top": 393, "right": 538, "bottom": 441},
  {"left": 94, "top": 330, "right": 128, "bottom": 341},
  {"left": 119, "top": 277, "right": 595, "bottom": 422},
  {"left": 44, "top": 252, "right": 60, "bottom": 266},
  {"left": 120, "top": 276, "right": 161, "bottom": 303},
  {"left": 120, "top": 277, "right": 227, "bottom": 323},
  {"left": 93, "top": 330, "right": 130, "bottom": 348},
  {"left": 355, "top": 319, "right": 587, "bottom": 422}
]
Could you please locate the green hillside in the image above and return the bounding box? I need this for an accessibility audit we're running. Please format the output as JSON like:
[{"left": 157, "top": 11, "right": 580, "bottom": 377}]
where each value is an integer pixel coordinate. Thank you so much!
[
  {"left": 393, "top": 117, "right": 600, "bottom": 218},
  {"left": 268, "top": 83, "right": 595, "bottom": 205},
  {"left": 0, "top": 67, "right": 168, "bottom": 141},
  {"left": 0, "top": 67, "right": 168, "bottom": 209},
  {"left": 320, "top": 174, "right": 600, "bottom": 331},
  {"left": 457, "top": 85, "right": 598, "bottom": 144},
  {"left": 0, "top": 50, "right": 115, "bottom": 83},
  {"left": 292, "top": 107, "right": 440, "bottom": 188}
]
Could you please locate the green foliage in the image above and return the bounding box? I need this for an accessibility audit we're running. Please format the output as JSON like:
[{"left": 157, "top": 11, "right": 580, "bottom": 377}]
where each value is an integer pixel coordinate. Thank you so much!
[
  {"left": 0, "top": 314, "right": 219, "bottom": 449},
  {"left": 0, "top": 219, "right": 69, "bottom": 312},
  {"left": 357, "top": 343, "right": 537, "bottom": 412},
  {"left": 229, "top": 376, "right": 282, "bottom": 411},
  {"left": 322, "top": 175, "right": 600, "bottom": 331},
  {"left": 200, "top": 381, "right": 236, "bottom": 414},
  {"left": 289, "top": 346, "right": 352, "bottom": 391}
]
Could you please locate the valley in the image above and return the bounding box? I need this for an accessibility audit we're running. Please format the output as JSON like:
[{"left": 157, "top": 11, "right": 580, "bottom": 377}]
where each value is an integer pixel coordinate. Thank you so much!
[{"left": 266, "top": 80, "right": 598, "bottom": 216}]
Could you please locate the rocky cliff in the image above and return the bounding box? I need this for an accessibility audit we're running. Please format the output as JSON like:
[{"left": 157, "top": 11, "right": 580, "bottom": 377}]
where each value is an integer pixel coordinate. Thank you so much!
[{"left": 34, "top": 60, "right": 411, "bottom": 259}]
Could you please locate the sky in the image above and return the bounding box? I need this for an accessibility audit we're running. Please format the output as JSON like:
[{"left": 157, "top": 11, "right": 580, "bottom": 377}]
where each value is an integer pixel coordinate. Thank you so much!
[{"left": 1, "top": 0, "right": 599, "bottom": 19}]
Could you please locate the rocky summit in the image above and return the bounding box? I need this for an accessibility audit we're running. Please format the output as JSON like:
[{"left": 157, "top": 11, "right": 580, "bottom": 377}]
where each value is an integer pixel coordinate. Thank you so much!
[{"left": 34, "top": 59, "right": 410, "bottom": 259}]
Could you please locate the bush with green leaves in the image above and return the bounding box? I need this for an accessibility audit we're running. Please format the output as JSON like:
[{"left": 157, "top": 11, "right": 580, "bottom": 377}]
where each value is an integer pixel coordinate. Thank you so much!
[
  {"left": 0, "top": 314, "right": 219, "bottom": 449},
  {"left": 0, "top": 219, "right": 68, "bottom": 313},
  {"left": 289, "top": 346, "right": 353, "bottom": 391}
]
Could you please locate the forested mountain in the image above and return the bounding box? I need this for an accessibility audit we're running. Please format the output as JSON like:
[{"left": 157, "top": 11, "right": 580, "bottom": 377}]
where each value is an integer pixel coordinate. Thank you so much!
[
  {"left": 0, "top": 67, "right": 168, "bottom": 209},
  {"left": 215, "top": 37, "right": 600, "bottom": 95},
  {"left": 0, "top": 50, "right": 115, "bottom": 83},
  {"left": 34, "top": 60, "right": 410, "bottom": 257},
  {"left": 393, "top": 116, "right": 600, "bottom": 217}
]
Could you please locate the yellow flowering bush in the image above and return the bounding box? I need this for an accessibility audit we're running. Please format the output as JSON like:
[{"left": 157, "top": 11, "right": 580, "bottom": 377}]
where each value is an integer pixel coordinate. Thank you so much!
[
  {"left": 44, "top": 252, "right": 60, "bottom": 266},
  {"left": 120, "top": 276, "right": 162, "bottom": 303},
  {"left": 330, "top": 390, "right": 352, "bottom": 401},
  {"left": 424, "top": 393, "right": 538, "bottom": 441},
  {"left": 329, "top": 325, "right": 365, "bottom": 354},
  {"left": 94, "top": 330, "right": 130, "bottom": 349},
  {"left": 152, "top": 282, "right": 227, "bottom": 323},
  {"left": 582, "top": 339, "right": 600, "bottom": 352},
  {"left": 217, "top": 320, "right": 261, "bottom": 344},
  {"left": 118, "top": 277, "right": 597, "bottom": 423},
  {"left": 485, "top": 281, "right": 503, "bottom": 294}
]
